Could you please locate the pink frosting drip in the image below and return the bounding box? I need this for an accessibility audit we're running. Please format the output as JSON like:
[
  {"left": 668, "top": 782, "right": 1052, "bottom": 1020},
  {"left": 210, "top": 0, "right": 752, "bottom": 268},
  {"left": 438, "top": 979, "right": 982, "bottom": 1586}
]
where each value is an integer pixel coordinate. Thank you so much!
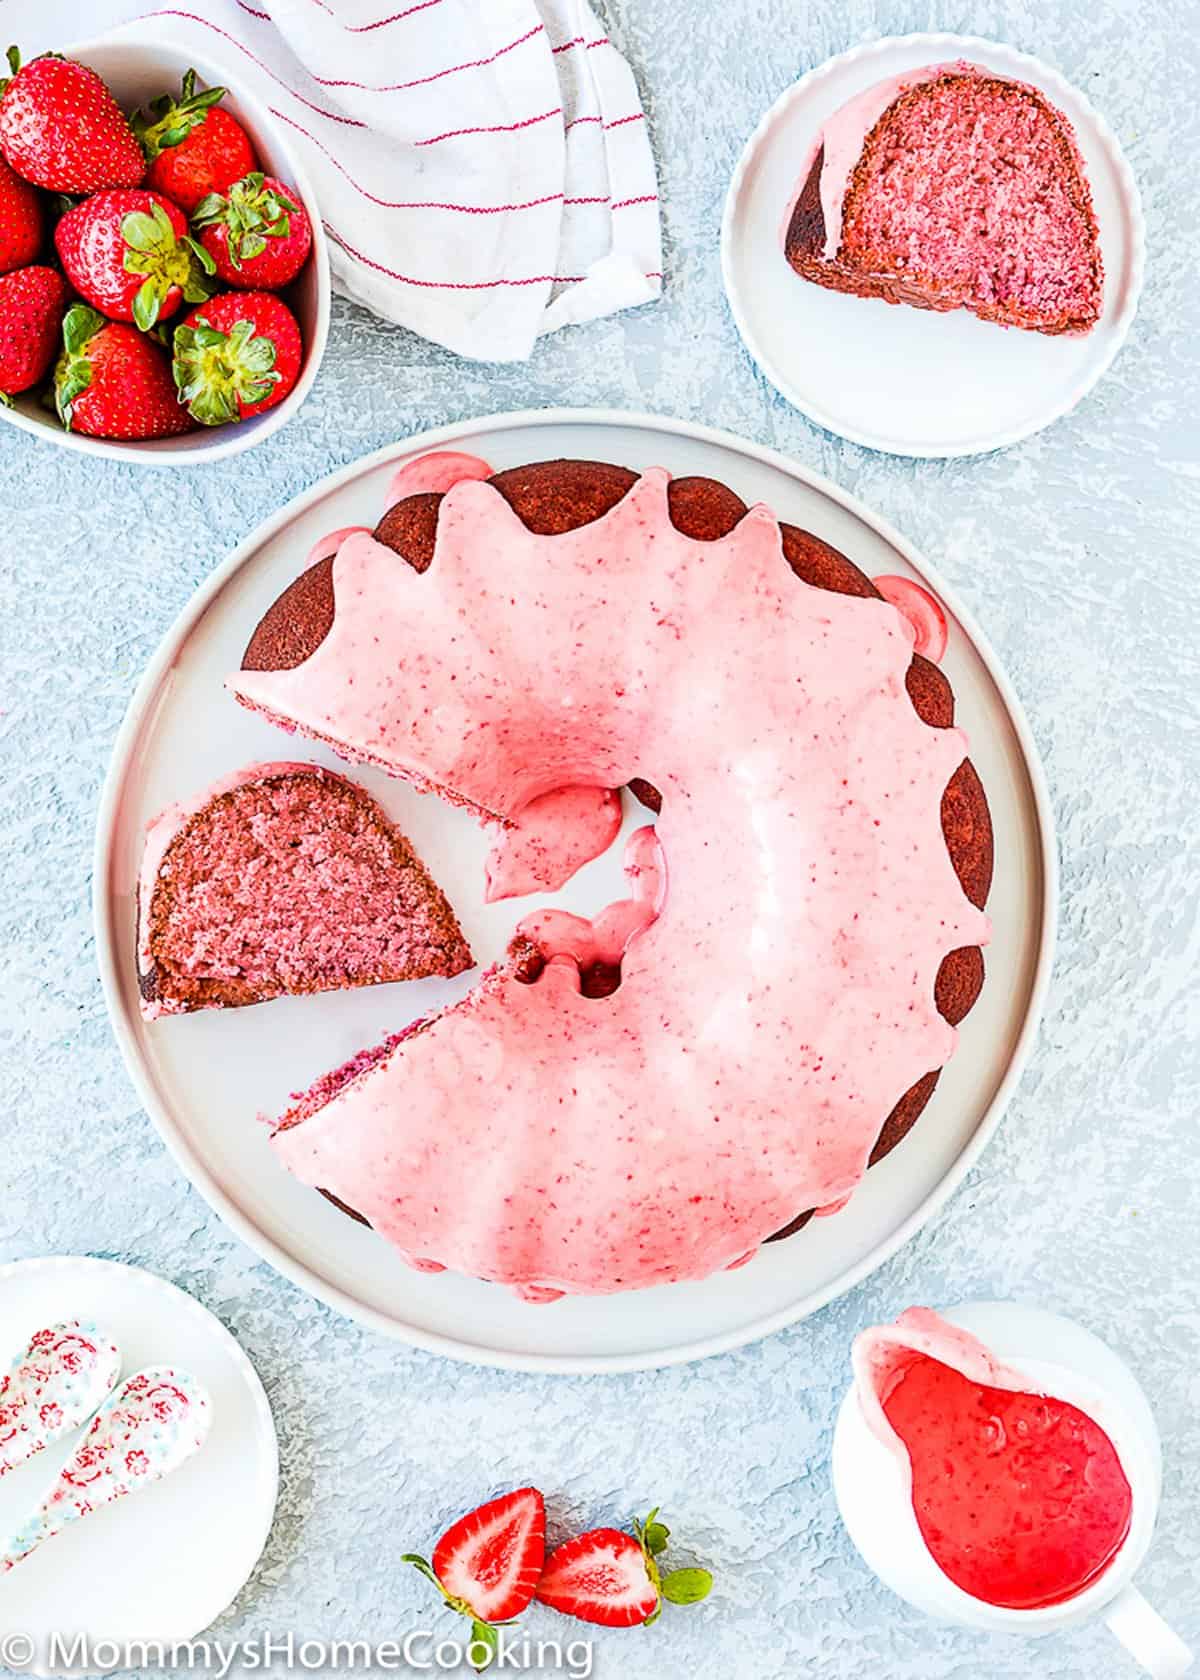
[
  {"left": 233, "top": 469, "right": 989, "bottom": 1296},
  {"left": 385, "top": 449, "right": 494, "bottom": 508},
  {"left": 872, "top": 575, "right": 949, "bottom": 662},
  {"left": 485, "top": 785, "right": 623, "bottom": 903}
]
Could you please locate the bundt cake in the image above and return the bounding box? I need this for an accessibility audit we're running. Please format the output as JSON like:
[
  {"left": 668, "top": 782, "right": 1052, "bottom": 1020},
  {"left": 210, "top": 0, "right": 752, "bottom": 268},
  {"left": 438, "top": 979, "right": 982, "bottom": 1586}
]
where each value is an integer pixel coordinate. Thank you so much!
[
  {"left": 137, "top": 760, "right": 472, "bottom": 1018},
  {"left": 785, "top": 62, "right": 1103, "bottom": 334},
  {"left": 228, "top": 454, "right": 993, "bottom": 1298}
]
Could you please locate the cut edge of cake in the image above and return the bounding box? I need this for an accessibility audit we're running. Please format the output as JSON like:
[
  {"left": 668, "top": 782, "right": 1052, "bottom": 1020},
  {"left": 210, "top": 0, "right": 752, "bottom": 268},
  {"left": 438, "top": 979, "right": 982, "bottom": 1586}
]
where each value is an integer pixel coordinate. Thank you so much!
[{"left": 138, "top": 760, "right": 473, "bottom": 1020}]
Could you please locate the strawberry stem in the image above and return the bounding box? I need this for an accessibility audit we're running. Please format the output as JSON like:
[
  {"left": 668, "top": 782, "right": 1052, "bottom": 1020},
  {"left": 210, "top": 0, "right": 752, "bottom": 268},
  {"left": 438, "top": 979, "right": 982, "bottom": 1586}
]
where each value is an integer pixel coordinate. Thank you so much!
[
  {"left": 52, "top": 303, "right": 106, "bottom": 428},
  {"left": 192, "top": 171, "right": 299, "bottom": 267},
  {"left": 401, "top": 1555, "right": 503, "bottom": 1672},
  {"left": 172, "top": 312, "right": 279, "bottom": 425},
  {"left": 132, "top": 69, "right": 228, "bottom": 160}
]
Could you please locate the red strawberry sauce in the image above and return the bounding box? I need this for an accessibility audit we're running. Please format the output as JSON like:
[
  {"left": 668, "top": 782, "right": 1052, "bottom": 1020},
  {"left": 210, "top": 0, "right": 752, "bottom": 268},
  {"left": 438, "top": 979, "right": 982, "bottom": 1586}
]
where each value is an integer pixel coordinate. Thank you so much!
[{"left": 883, "top": 1354, "right": 1132, "bottom": 1610}]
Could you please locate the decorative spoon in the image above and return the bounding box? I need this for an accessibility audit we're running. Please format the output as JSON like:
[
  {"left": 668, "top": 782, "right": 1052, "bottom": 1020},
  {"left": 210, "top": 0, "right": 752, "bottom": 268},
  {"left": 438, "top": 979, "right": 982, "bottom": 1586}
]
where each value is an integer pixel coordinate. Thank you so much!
[
  {"left": 0, "top": 1321, "right": 121, "bottom": 1477},
  {"left": 1, "top": 1365, "right": 211, "bottom": 1573}
]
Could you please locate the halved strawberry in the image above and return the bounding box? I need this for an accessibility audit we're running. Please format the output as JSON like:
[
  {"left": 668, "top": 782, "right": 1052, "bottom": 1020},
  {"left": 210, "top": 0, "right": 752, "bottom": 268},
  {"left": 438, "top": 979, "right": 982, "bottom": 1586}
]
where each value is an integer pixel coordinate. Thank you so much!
[
  {"left": 404, "top": 1487, "right": 545, "bottom": 1669},
  {"left": 536, "top": 1508, "right": 712, "bottom": 1628}
]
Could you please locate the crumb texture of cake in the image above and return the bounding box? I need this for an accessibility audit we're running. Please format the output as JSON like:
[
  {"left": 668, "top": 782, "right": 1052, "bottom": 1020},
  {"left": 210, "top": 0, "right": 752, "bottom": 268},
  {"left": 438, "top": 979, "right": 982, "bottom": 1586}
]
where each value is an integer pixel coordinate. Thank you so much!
[
  {"left": 785, "top": 63, "right": 1103, "bottom": 334},
  {"left": 233, "top": 464, "right": 993, "bottom": 1299},
  {"left": 138, "top": 761, "right": 472, "bottom": 1019}
]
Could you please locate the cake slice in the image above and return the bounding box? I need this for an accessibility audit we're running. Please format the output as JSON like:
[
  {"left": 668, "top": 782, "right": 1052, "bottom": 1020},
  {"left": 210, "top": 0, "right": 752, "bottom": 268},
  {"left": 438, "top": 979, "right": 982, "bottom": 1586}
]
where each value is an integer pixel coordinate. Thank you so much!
[
  {"left": 785, "top": 62, "right": 1103, "bottom": 334},
  {"left": 137, "top": 762, "right": 472, "bottom": 1019}
]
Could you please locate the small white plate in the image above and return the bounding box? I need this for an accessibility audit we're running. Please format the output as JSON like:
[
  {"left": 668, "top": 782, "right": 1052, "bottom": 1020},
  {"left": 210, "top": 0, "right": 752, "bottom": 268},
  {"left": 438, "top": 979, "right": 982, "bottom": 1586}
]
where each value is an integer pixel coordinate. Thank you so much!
[
  {"left": 94, "top": 408, "right": 1056, "bottom": 1374},
  {"left": 0, "top": 1257, "right": 277, "bottom": 1677},
  {"left": 721, "top": 34, "right": 1144, "bottom": 457}
]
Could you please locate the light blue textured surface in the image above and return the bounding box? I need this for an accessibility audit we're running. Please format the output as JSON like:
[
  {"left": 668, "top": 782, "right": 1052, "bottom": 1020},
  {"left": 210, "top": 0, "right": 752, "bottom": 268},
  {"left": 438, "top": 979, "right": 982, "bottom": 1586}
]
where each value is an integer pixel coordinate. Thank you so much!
[{"left": 2, "top": 2, "right": 1198, "bottom": 1676}]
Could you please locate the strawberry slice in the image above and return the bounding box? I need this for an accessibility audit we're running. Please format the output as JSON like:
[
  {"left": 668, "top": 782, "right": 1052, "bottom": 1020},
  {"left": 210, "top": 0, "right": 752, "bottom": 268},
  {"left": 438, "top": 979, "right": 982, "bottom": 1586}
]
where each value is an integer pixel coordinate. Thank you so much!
[
  {"left": 536, "top": 1508, "right": 712, "bottom": 1627},
  {"left": 536, "top": 1528, "right": 659, "bottom": 1627},
  {"left": 404, "top": 1487, "right": 545, "bottom": 1668}
]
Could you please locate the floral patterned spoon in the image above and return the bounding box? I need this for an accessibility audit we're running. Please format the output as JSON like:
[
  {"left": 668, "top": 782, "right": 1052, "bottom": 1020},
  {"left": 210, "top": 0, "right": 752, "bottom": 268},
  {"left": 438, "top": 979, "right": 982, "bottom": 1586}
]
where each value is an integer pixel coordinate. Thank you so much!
[
  {"left": 1, "top": 1365, "right": 211, "bottom": 1573},
  {"left": 0, "top": 1322, "right": 121, "bottom": 1477}
]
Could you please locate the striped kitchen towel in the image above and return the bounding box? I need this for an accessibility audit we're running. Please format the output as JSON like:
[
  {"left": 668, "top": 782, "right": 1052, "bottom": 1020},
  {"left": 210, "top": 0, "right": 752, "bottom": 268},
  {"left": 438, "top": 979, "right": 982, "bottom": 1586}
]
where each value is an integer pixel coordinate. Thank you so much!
[{"left": 12, "top": 0, "right": 663, "bottom": 361}]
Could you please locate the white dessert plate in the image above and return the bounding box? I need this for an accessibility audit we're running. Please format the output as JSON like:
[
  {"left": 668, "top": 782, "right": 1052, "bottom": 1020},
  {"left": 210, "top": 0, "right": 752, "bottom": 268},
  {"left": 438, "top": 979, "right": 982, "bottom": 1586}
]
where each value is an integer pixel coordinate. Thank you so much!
[
  {"left": 94, "top": 409, "right": 1056, "bottom": 1373},
  {"left": 0, "top": 1256, "right": 277, "bottom": 1677},
  {"left": 721, "top": 34, "right": 1144, "bottom": 456}
]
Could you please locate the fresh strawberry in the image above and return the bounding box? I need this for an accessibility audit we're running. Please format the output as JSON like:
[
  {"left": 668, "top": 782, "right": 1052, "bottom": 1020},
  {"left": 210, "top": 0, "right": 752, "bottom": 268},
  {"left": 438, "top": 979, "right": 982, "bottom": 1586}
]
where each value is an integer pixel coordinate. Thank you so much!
[
  {"left": 404, "top": 1488, "right": 545, "bottom": 1669},
  {"left": 0, "top": 154, "right": 42, "bottom": 273},
  {"left": 0, "top": 49, "right": 144, "bottom": 193},
  {"left": 55, "top": 189, "right": 214, "bottom": 332},
  {"left": 536, "top": 1508, "right": 712, "bottom": 1628},
  {"left": 0, "top": 264, "right": 66, "bottom": 398},
  {"left": 192, "top": 172, "right": 311, "bottom": 289},
  {"left": 133, "top": 69, "right": 257, "bottom": 215},
  {"left": 54, "top": 302, "right": 193, "bottom": 438},
  {"left": 173, "top": 290, "right": 302, "bottom": 424}
]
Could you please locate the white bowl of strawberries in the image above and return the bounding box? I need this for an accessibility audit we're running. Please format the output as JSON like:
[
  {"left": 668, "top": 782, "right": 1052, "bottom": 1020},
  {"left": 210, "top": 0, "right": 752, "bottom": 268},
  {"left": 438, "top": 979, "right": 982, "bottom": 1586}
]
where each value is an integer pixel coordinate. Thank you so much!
[{"left": 0, "top": 35, "right": 328, "bottom": 463}]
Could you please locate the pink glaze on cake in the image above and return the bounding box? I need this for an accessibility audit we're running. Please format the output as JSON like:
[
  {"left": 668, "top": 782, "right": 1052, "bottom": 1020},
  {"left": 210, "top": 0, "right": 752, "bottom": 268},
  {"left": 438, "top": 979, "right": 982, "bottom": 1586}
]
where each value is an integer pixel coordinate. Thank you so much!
[
  {"left": 385, "top": 449, "right": 493, "bottom": 508},
  {"left": 485, "top": 785, "right": 623, "bottom": 902},
  {"left": 138, "top": 761, "right": 471, "bottom": 1019},
  {"left": 872, "top": 575, "right": 948, "bottom": 662},
  {"left": 306, "top": 526, "right": 371, "bottom": 567},
  {"left": 234, "top": 470, "right": 990, "bottom": 1297},
  {"left": 810, "top": 64, "right": 960, "bottom": 259}
]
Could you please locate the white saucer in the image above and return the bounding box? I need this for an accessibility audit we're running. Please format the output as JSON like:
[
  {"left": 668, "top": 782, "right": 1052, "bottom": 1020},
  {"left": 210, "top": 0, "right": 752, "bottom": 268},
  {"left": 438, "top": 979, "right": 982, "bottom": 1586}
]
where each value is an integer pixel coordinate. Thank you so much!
[
  {"left": 721, "top": 34, "right": 1144, "bottom": 456},
  {"left": 0, "top": 1258, "right": 277, "bottom": 1677},
  {"left": 93, "top": 409, "right": 1056, "bottom": 1373}
]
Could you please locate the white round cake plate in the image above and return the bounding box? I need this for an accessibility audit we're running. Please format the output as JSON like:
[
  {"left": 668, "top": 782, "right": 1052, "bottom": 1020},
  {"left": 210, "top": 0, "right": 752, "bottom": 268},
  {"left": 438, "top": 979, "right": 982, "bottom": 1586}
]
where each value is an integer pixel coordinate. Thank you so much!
[
  {"left": 94, "top": 409, "right": 1057, "bottom": 1374},
  {"left": 0, "top": 1257, "right": 278, "bottom": 1677},
  {"left": 721, "top": 34, "right": 1145, "bottom": 457}
]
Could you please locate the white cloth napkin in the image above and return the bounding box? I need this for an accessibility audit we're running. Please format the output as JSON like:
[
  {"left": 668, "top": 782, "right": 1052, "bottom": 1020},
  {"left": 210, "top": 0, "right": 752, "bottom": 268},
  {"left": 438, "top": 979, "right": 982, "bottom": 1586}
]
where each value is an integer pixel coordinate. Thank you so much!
[{"left": 12, "top": 0, "right": 663, "bottom": 361}]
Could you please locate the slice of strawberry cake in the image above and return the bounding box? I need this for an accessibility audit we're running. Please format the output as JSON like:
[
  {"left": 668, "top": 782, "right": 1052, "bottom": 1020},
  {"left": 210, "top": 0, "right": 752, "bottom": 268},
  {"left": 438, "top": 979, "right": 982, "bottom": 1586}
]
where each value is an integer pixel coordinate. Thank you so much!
[
  {"left": 785, "top": 62, "right": 1103, "bottom": 334},
  {"left": 137, "top": 761, "right": 472, "bottom": 1018}
]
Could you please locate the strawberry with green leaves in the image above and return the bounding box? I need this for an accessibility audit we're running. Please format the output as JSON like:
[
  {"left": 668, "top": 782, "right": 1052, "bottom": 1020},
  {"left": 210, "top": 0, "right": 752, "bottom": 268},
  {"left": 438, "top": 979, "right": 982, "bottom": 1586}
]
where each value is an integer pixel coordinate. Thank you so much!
[
  {"left": 134, "top": 69, "right": 258, "bottom": 215},
  {"left": 192, "top": 171, "right": 311, "bottom": 289},
  {"left": 0, "top": 154, "right": 42, "bottom": 273},
  {"left": 0, "top": 49, "right": 144, "bottom": 192},
  {"left": 55, "top": 188, "right": 214, "bottom": 331},
  {"left": 0, "top": 264, "right": 66, "bottom": 399},
  {"left": 54, "top": 302, "right": 193, "bottom": 439},
  {"left": 536, "top": 1508, "right": 712, "bottom": 1627},
  {"left": 404, "top": 1487, "right": 545, "bottom": 1670},
  {"left": 173, "top": 290, "right": 302, "bottom": 424}
]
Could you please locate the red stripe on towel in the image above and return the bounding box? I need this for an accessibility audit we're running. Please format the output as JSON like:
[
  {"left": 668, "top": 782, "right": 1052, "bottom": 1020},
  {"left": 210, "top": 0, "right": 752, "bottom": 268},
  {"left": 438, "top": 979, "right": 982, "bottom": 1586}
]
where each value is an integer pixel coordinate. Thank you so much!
[
  {"left": 416, "top": 108, "right": 562, "bottom": 146},
  {"left": 311, "top": 23, "right": 544, "bottom": 89},
  {"left": 343, "top": 0, "right": 449, "bottom": 30},
  {"left": 270, "top": 107, "right": 562, "bottom": 212},
  {"left": 138, "top": 10, "right": 367, "bottom": 123},
  {"left": 325, "top": 224, "right": 661, "bottom": 290}
]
